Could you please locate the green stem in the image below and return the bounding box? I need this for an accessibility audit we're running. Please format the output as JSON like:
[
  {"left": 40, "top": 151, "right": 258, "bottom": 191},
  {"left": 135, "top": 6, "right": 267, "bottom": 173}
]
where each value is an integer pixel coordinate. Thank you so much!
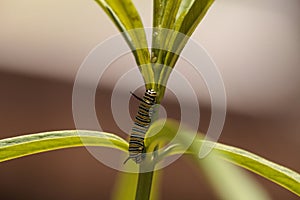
[
  {"left": 134, "top": 102, "right": 160, "bottom": 200},
  {"left": 135, "top": 161, "right": 155, "bottom": 200}
]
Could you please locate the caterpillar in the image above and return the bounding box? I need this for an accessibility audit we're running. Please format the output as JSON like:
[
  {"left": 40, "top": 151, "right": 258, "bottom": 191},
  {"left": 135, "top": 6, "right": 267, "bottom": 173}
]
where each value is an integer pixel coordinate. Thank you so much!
[{"left": 124, "top": 89, "right": 157, "bottom": 164}]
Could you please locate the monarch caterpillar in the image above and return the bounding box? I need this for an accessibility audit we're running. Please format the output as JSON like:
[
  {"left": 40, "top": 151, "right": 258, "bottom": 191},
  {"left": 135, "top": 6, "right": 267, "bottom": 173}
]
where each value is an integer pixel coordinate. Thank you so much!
[{"left": 124, "top": 89, "right": 157, "bottom": 164}]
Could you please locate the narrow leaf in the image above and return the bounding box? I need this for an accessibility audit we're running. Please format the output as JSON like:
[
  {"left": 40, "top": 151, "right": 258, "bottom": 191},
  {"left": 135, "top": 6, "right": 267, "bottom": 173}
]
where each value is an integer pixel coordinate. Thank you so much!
[
  {"left": 151, "top": 0, "right": 182, "bottom": 65},
  {"left": 151, "top": 0, "right": 215, "bottom": 92},
  {"left": 146, "top": 120, "right": 300, "bottom": 197},
  {"left": 164, "top": 0, "right": 215, "bottom": 68},
  {"left": 196, "top": 153, "right": 271, "bottom": 200},
  {"left": 94, "top": 0, "right": 153, "bottom": 87},
  {"left": 0, "top": 130, "right": 128, "bottom": 162},
  {"left": 174, "top": 0, "right": 215, "bottom": 36},
  {"left": 112, "top": 171, "right": 138, "bottom": 200},
  {"left": 213, "top": 143, "right": 300, "bottom": 197}
]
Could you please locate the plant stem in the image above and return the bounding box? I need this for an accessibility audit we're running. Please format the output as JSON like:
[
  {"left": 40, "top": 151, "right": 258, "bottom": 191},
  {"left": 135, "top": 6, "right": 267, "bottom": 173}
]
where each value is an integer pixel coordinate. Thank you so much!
[
  {"left": 135, "top": 161, "right": 156, "bottom": 200},
  {"left": 134, "top": 94, "right": 160, "bottom": 200}
]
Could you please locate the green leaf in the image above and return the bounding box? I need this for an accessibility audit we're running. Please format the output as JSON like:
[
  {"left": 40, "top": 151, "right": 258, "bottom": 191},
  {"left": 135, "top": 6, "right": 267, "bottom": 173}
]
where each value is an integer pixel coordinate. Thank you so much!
[
  {"left": 146, "top": 120, "right": 270, "bottom": 199},
  {"left": 174, "top": 0, "right": 215, "bottom": 37},
  {"left": 196, "top": 153, "right": 271, "bottom": 200},
  {"left": 213, "top": 142, "right": 300, "bottom": 197},
  {"left": 112, "top": 169, "right": 161, "bottom": 200},
  {"left": 151, "top": 0, "right": 182, "bottom": 64},
  {"left": 112, "top": 171, "right": 138, "bottom": 200},
  {"left": 145, "top": 120, "right": 300, "bottom": 197},
  {"left": 94, "top": 0, "right": 154, "bottom": 88},
  {"left": 151, "top": 0, "right": 215, "bottom": 97},
  {"left": 0, "top": 130, "right": 128, "bottom": 162},
  {"left": 164, "top": 0, "right": 215, "bottom": 68}
]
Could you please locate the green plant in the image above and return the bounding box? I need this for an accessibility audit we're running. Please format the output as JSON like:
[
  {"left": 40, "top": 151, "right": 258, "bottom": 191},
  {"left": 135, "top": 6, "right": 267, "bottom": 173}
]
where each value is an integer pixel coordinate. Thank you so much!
[{"left": 1, "top": 1, "right": 299, "bottom": 200}]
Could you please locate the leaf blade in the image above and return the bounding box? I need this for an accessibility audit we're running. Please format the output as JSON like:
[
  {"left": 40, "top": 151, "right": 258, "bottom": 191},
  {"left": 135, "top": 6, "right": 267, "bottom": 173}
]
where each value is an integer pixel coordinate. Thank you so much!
[
  {"left": 94, "top": 0, "right": 153, "bottom": 86},
  {"left": 163, "top": 0, "right": 215, "bottom": 68},
  {"left": 213, "top": 143, "right": 300, "bottom": 197},
  {"left": 0, "top": 130, "right": 128, "bottom": 162},
  {"left": 195, "top": 153, "right": 271, "bottom": 200},
  {"left": 146, "top": 120, "right": 300, "bottom": 197}
]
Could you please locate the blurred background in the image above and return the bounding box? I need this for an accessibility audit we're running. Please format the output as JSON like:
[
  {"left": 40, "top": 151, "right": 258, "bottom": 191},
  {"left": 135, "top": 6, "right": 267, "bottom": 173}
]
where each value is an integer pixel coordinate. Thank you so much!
[{"left": 0, "top": 0, "right": 299, "bottom": 199}]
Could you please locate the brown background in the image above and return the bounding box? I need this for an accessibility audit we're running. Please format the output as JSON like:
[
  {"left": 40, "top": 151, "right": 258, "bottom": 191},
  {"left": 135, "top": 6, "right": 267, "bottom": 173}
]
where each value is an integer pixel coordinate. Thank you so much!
[
  {"left": 0, "top": 71, "right": 299, "bottom": 200},
  {"left": 1, "top": 0, "right": 300, "bottom": 199}
]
